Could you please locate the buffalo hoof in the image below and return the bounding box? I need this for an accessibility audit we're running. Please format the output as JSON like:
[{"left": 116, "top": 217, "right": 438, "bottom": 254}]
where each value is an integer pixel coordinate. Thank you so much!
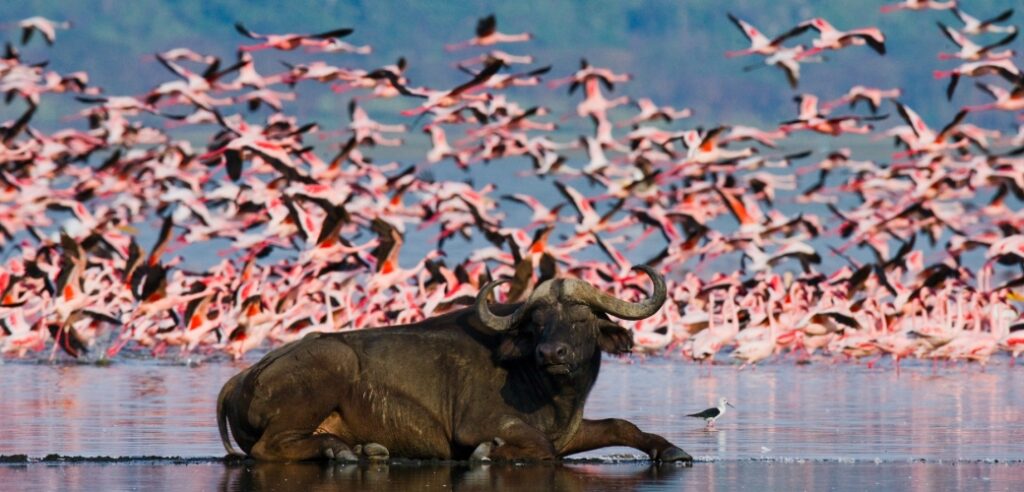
[
  {"left": 654, "top": 446, "right": 693, "bottom": 464},
  {"left": 354, "top": 443, "right": 389, "bottom": 461},
  {"left": 324, "top": 445, "right": 358, "bottom": 462},
  {"left": 469, "top": 438, "right": 506, "bottom": 462}
]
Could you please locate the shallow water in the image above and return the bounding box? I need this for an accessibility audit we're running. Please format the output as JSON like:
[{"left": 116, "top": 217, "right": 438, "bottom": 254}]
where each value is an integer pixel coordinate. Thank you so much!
[
  {"left": 1, "top": 460, "right": 1021, "bottom": 492},
  {"left": 1, "top": 358, "right": 1022, "bottom": 490}
]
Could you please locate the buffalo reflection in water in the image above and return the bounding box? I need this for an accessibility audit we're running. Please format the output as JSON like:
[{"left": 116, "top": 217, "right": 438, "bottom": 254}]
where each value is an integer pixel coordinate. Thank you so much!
[{"left": 219, "top": 461, "right": 687, "bottom": 492}]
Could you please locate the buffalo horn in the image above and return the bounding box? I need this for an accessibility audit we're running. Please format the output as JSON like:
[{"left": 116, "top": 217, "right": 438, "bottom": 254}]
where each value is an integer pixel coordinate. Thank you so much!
[
  {"left": 475, "top": 279, "right": 525, "bottom": 332},
  {"left": 559, "top": 265, "right": 666, "bottom": 320}
]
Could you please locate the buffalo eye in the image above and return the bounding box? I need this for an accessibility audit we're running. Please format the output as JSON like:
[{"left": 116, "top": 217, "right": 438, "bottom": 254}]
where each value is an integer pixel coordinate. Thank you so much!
[{"left": 497, "top": 330, "right": 536, "bottom": 361}]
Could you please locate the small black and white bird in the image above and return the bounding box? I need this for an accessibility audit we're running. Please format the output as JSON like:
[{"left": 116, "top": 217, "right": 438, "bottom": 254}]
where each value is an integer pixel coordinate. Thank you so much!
[{"left": 687, "top": 397, "right": 735, "bottom": 428}]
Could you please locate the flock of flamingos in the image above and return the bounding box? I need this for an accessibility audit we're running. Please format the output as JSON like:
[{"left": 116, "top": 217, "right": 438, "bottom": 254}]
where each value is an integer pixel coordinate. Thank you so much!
[{"left": 1, "top": 3, "right": 1023, "bottom": 367}]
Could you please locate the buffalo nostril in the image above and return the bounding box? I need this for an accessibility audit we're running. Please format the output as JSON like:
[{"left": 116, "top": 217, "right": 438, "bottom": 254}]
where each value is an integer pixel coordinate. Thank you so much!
[{"left": 538, "top": 343, "right": 570, "bottom": 365}]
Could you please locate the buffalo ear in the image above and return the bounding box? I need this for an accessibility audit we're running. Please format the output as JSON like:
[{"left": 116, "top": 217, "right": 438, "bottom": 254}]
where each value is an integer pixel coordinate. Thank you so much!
[
  {"left": 497, "top": 333, "right": 531, "bottom": 361},
  {"left": 597, "top": 320, "right": 633, "bottom": 354}
]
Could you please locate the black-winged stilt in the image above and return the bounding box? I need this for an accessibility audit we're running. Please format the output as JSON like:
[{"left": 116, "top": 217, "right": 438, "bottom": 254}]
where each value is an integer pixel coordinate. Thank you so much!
[{"left": 687, "top": 397, "right": 735, "bottom": 428}]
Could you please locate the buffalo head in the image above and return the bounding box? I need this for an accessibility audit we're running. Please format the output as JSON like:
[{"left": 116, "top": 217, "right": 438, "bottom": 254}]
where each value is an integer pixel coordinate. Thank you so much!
[{"left": 475, "top": 265, "right": 666, "bottom": 375}]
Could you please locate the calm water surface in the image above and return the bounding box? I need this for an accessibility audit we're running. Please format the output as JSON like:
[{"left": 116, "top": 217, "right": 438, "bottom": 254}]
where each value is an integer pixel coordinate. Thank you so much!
[
  {"left": 1, "top": 357, "right": 1022, "bottom": 490},
  {"left": 1, "top": 461, "right": 1020, "bottom": 492}
]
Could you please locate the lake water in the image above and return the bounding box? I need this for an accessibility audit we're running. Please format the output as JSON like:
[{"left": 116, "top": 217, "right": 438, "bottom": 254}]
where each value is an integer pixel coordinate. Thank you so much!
[
  {"left": 1, "top": 460, "right": 1020, "bottom": 492},
  {"left": 1, "top": 357, "right": 1022, "bottom": 490}
]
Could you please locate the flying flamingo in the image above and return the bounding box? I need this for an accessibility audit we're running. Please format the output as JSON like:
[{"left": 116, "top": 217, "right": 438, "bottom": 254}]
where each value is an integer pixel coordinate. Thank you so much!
[
  {"left": 724, "top": 13, "right": 812, "bottom": 58},
  {"left": 423, "top": 125, "right": 473, "bottom": 168},
  {"left": 546, "top": 58, "right": 632, "bottom": 90},
  {"left": 385, "top": 58, "right": 505, "bottom": 116},
  {"left": 743, "top": 44, "right": 823, "bottom": 88},
  {"left": 933, "top": 58, "right": 1022, "bottom": 100},
  {"left": 781, "top": 94, "right": 887, "bottom": 136},
  {"left": 892, "top": 102, "right": 968, "bottom": 155},
  {"left": 721, "top": 125, "right": 789, "bottom": 147},
  {"left": 155, "top": 47, "right": 219, "bottom": 65},
  {"left": 6, "top": 9, "right": 1024, "bottom": 366},
  {"left": 17, "top": 17, "right": 72, "bottom": 46},
  {"left": 457, "top": 50, "right": 534, "bottom": 68},
  {"left": 678, "top": 126, "right": 756, "bottom": 164},
  {"left": 951, "top": 8, "right": 1016, "bottom": 35},
  {"left": 318, "top": 38, "right": 372, "bottom": 55},
  {"left": 880, "top": 0, "right": 957, "bottom": 14},
  {"left": 501, "top": 193, "right": 565, "bottom": 229},
  {"left": 618, "top": 98, "right": 692, "bottom": 126},
  {"left": 797, "top": 18, "right": 886, "bottom": 59},
  {"left": 963, "top": 82, "right": 1024, "bottom": 112},
  {"left": 233, "top": 22, "right": 354, "bottom": 52},
  {"left": 936, "top": 22, "right": 1017, "bottom": 61},
  {"left": 820, "top": 86, "right": 902, "bottom": 114},
  {"left": 445, "top": 14, "right": 533, "bottom": 52}
]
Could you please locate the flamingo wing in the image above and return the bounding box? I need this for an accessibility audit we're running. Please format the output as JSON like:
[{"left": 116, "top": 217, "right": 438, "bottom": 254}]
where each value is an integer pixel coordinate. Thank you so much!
[{"left": 982, "top": 8, "right": 1014, "bottom": 26}]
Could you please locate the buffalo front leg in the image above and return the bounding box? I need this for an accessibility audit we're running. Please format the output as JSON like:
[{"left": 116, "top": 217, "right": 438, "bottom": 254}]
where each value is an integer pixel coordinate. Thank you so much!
[
  {"left": 461, "top": 417, "right": 557, "bottom": 461},
  {"left": 251, "top": 427, "right": 357, "bottom": 462},
  {"left": 559, "top": 418, "right": 692, "bottom": 463}
]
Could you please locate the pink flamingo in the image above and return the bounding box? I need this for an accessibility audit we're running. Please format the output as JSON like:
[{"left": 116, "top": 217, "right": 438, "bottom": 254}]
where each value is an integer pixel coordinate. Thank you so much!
[
  {"left": 881, "top": 0, "right": 957, "bottom": 14},
  {"left": 445, "top": 15, "right": 533, "bottom": 52}
]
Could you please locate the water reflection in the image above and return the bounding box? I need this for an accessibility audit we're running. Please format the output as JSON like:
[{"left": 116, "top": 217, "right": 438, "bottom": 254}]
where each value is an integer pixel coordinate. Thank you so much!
[
  {"left": 1, "top": 461, "right": 1019, "bottom": 492},
  {"left": 1, "top": 358, "right": 1022, "bottom": 461},
  {"left": 219, "top": 462, "right": 687, "bottom": 492}
]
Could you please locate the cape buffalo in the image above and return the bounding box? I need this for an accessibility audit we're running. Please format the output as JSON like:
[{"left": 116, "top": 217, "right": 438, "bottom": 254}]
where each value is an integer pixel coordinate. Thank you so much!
[{"left": 217, "top": 265, "right": 691, "bottom": 463}]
